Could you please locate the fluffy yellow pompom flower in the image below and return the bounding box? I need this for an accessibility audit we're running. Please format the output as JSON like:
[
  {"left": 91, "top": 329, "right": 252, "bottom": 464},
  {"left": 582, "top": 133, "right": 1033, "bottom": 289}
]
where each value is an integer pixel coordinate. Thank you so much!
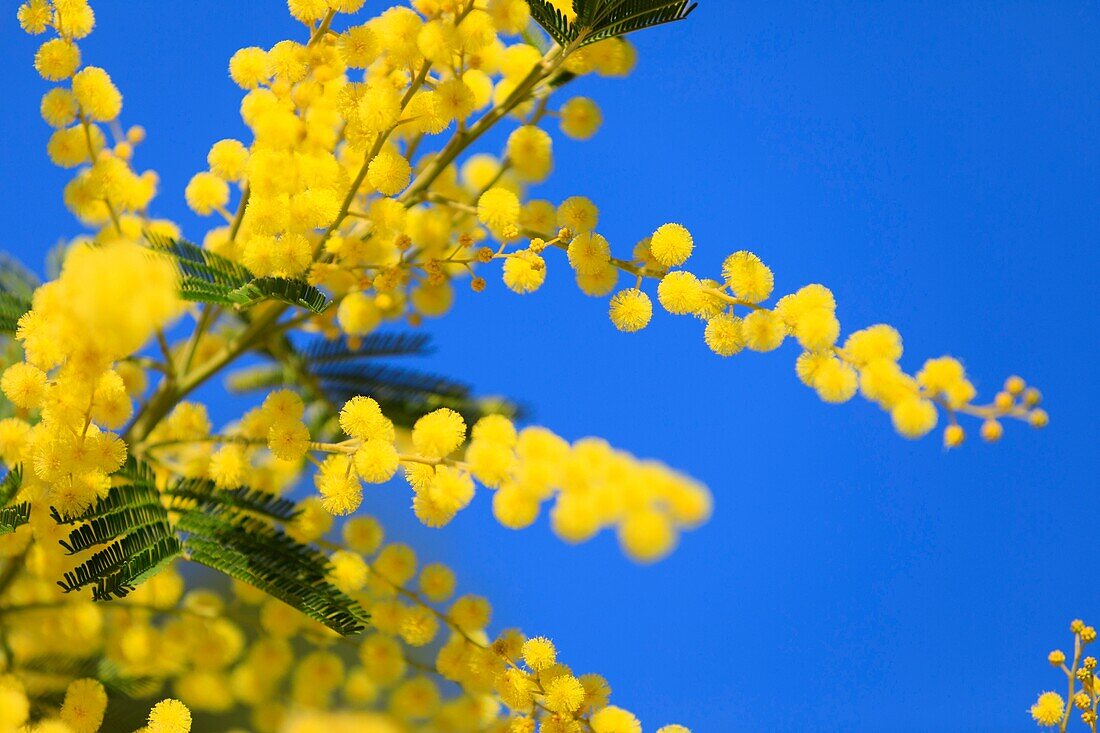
[
  {"left": 18, "top": 0, "right": 52, "bottom": 34},
  {"left": 1030, "top": 691, "right": 1064, "bottom": 727},
  {"left": 354, "top": 440, "right": 400, "bottom": 484},
  {"left": 35, "top": 39, "right": 81, "bottom": 81},
  {"left": 147, "top": 699, "right": 192, "bottom": 733},
  {"left": 56, "top": 0, "right": 96, "bottom": 38},
  {"left": 619, "top": 508, "right": 676, "bottom": 563},
  {"left": 545, "top": 674, "right": 587, "bottom": 713},
  {"left": 419, "top": 563, "right": 456, "bottom": 602},
  {"left": 242, "top": 233, "right": 312, "bottom": 277},
  {"left": 263, "top": 389, "right": 303, "bottom": 422},
  {"left": 657, "top": 726, "right": 691, "bottom": 733},
  {"left": 337, "top": 292, "right": 382, "bottom": 336},
  {"left": 567, "top": 232, "right": 611, "bottom": 275},
  {"left": 184, "top": 172, "right": 229, "bottom": 215},
  {"left": 0, "top": 678, "right": 30, "bottom": 729},
  {"left": 591, "top": 705, "right": 642, "bottom": 733},
  {"left": 507, "top": 125, "right": 553, "bottom": 182},
  {"left": 722, "top": 251, "right": 774, "bottom": 303},
  {"left": 916, "top": 356, "right": 965, "bottom": 395},
  {"left": 741, "top": 309, "right": 786, "bottom": 352},
  {"left": 71, "top": 66, "right": 122, "bottom": 121},
  {"left": 23, "top": 241, "right": 181, "bottom": 367},
  {"left": 342, "top": 516, "right": 384, "bottom": 556},
  {"left": 288, "top": 0, "right": 329, "bottom": 23},
  {"left": 339, "top": 25, "right": 379, "bottom": 68},
  {"left": 229, "top": 47, "right": 271, "bottom": 89},
  {"left": 557, "top": 196, "right": 599, "bottom": 234},
  {"left": 812, "top": 358, "right": 858, "bottom": 403},
  {"left": 328, "top": 550, "right": 368, "bottom": 594},
  {"left": 657, "top": 271, "right": 703, "bottom": 315},
  {"left": 560, "top": 96, "right": 602, "bottom": 140},
  {"left": 487, "top": 0, "right": 531, "bottom": 33},
  {"left": 493, "top": 484, "right": 540, "bottom": 528},
  {"left": 60, "top": 678, "right": 107, "bottom": 733},
  {"left": 704, "top": 313, "right": 744, "bottom": 356},
  {"left": 472, "top": 414, "right": 518, "bottom": 445},
  {"left": 1, "top": 362, "right": 48, "bottom": 409},
  {"left": 449, "top": 593, "right": 491, "bottom": 632},
  {"left": 650, "top": 223, "right": 694, "bottom": 267},
  {"left": 40, "top": 88, "right": 78, "bottom": 128},
  {"left": 521, "top": 637, "right": 556, "bottom": 671},
  {"left": 608, "top": 288, "right": 652, "bottom": 332},
  {"left": 435, "top": 79, "right": 477, "bottom": 121},
  {"left": 207, "top": 139, "right": 249, "bottom": 181},
  {"left": 467, "top": 440, "right": 516, "bottom": 487},
  {"left": 477, "top": 187, "right": 521, "bottom": 232},
  {"left": 890, "top": 396, "right": 938, "bottom": 439},
  {"left": 413, "top": 408, "right": 466, "bottom": 460},
  {"left": 427, "top": 465, "right": 476, "bottom": 514},
  {"left": 316, "top": 455, "right": 363, "bottom": 516},
  {"left": 208, "top": 444, "right": 246, "bottom": 488},
  {"left": 503, "top": 251, "right": 546, "bottom": 294},
  {"left": 367, "top": 149, "right": 412, "bottom": 195},
  {"left": 339, "top": 396, "right": 394, "bottom": 442},
  {"left": 843, "top": 324, "right": 903, "bottom": 365},
  {"left": 268, "top": 420, "right": 310, "bottom": 460},
  {"left": 793, "top": 307, "right": 840, "bottom": 351}
]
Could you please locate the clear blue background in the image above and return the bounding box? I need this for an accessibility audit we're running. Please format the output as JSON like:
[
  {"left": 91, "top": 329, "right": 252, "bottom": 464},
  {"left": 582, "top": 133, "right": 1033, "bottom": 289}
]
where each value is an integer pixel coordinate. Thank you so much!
[{"left": 3, "top": 3, "right": 1098, "bottom": 731}]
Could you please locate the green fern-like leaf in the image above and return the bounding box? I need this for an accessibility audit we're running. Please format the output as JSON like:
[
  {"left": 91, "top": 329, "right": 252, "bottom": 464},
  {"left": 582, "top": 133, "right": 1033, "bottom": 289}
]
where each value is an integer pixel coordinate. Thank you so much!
[
  {"left": 527, "top": 0, "right": 575, "bottom": 46},
  {"left": 0, "top": 253, "right": 40, "bottom": 301},
  {"left": 0, "top": 253, "right": 39, "bottom": 332},
  {"left": 53, "top": 459, "right": 181, "bottom": 598},
  {"left": 178, "top": 511, "right": 365, "bottom": 635},
  {"left": 58, "top": 526, "right": 182, "bottom": 599},
  {"left": 50, "top": 482, "right": 163, "bottom": 525},
  {"left": 0, "top": 465, "right": 24, "bottom": 506},
  {"left": 303, "top": 333, "right": 433, "bottom": 362},
  {"left": 48, "top": 459, "right": 363, "bottom": 634},
  {"left": 58, "top": 504, "right": 173, "bottom": 554},
  {"left": 526, "top": 0, "right": 697, "bottom": 48},
  {"left": 228, "top": 277, "right": 331, "bottom": 314},
  {"left": 145, "top": 232, "right": 253, "bottom": 288},
  {"left": 164, "top": 477, "right": 299, "bottom": 523},
  {"left": 0, "top": 293, "right": 30, "bottom": 334},
  {"left": 145, "top": 233, "right": 331, "bottom": 313},
  {"left": 0, "top": 502, "right": 30, "bottom": 536}
]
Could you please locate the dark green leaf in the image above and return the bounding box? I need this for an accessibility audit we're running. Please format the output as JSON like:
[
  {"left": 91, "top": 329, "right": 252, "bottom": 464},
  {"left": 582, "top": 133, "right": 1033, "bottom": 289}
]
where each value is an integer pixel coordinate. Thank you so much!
[
  {"left": 526, "top": 0, "right": 697, "bottom": 48},
  {"left": 0, "top": 465, "right": 24, "bottom": 506},
  {"left": 228, "top": 277, "right": 331, "bottom": 314},
  {"left": 0, "top": 502, "right": 30, "bottom": 536},
  {"left": 164, "top": 477, "right": 299, "bottom": 523}
]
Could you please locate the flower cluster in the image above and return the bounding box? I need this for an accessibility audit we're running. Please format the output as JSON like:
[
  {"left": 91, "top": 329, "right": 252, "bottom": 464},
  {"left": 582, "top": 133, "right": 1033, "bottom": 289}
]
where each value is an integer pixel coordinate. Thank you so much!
[
  {"left": 1031, "top": 620, "right": 1098, "bottom": 731},
  {"left": 165, "top": 394, "right": 712, "bottom": 563},
  {"left": 490, "top": 212, "right": 1050, "bottom": 446}
]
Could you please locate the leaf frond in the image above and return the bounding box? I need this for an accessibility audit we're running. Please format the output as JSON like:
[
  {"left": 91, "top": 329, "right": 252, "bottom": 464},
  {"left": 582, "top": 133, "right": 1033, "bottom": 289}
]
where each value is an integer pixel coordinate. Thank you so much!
[
  {"left": 0, "top": 501, "right": 30, "bottom": 536},
  {"left": 178, "top": 511, "right": 365, "bottom": 635},
  {"left": 164, "top": 478, "right": 299, "bottom": 523},
  {"left": 228, "top": 277, "right": 331, "bottom": 314},
  {"left": 302, "top": 333, "right": 434, "bottom": 363},
  {"left": 0, "top": 465, "right": 24, "bottom": 506},
  {"left": 525, "top": 0, "right": 697, "bottom": 48}
]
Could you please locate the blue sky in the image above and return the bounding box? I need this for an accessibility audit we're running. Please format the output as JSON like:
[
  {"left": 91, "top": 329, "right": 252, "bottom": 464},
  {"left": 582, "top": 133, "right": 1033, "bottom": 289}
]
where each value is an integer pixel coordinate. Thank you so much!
[{"left": 3, "top": 2, "right": 1098, "bottom": 731}]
